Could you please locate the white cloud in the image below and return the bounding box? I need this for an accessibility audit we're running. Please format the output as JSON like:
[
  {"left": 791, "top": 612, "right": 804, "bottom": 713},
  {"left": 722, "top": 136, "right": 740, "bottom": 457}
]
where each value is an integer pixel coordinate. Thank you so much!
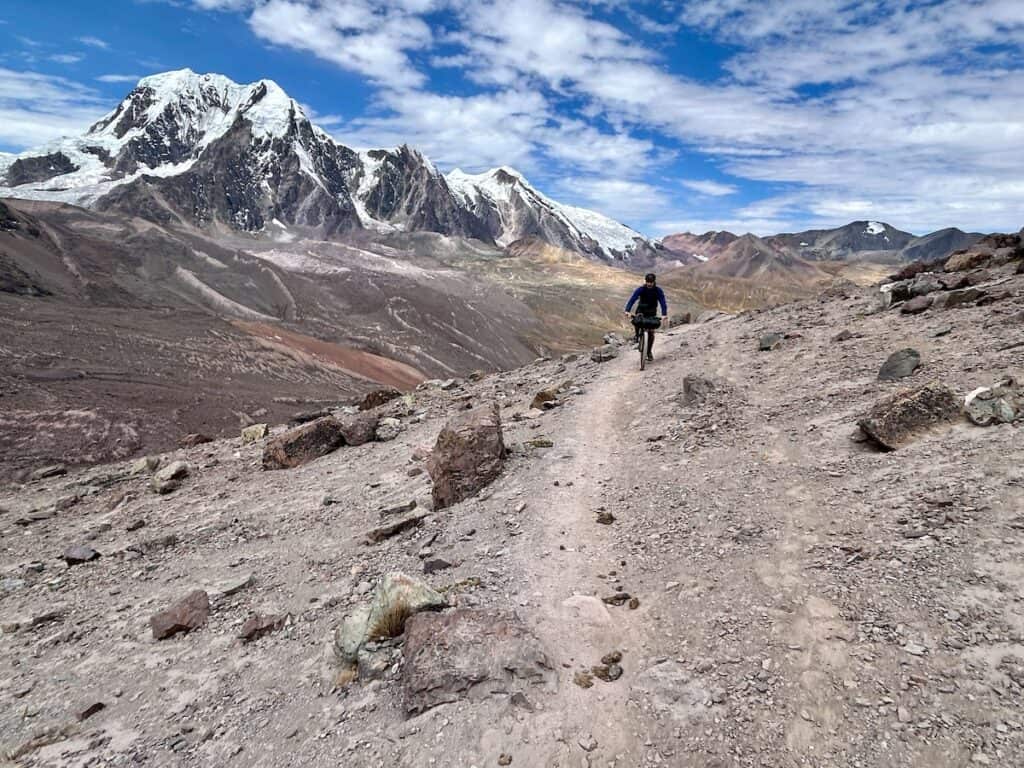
[
  {"left": 50, "top": 54, "right": 83, "bottom": 64},
  {"left": 681, "top": 179, "right": 737, "bottom": 196},
  {"left": 77, "top": 36, "right": 109, "bottom": 49},
  {"left": 554, "top": 176, "right": 670, "bottom": 225},
  {"left": 97, "top": 74, "right": 142, "bottom": 83},
  {"left": 0, "top": 69, "right": 108, "bottom": 149}
]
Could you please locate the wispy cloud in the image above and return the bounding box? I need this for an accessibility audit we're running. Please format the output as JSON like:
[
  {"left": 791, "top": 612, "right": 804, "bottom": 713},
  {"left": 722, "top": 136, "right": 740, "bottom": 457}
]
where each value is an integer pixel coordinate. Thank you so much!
[
  {"left": 0, "top": 68, "right": 109, "bottom": 149},
  {"left": 50, "top": 54, "right": 84, "bottom": 64},
  {"left": 77, "top": 36, "right": 110, "bottom": 49},
  {"left": 97, "top": 74, "right": 141, "bottom": 83},
  {"left": 681, "top": 179, "right": 738, "bottom": 197}
]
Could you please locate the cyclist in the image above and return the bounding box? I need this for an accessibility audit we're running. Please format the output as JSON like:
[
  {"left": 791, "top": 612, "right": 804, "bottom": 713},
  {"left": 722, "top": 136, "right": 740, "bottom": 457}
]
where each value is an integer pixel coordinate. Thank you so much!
[{"left": 623, "top": 272, "right": 668, "bottom": 361}]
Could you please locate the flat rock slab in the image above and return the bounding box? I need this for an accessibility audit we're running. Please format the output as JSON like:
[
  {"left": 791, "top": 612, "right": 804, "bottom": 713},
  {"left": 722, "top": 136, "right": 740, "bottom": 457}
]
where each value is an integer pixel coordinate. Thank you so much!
[
  {"left": 401, "top": 608, "right": 554, "bottom": 714},
  {"left": 363, "top": 512, "right": 429, "bottom": 545},
  {"left": 630, "top": 660, "right": 712, "bottom": 722},
  {"left": 150, "top": 590, "right": 210, "bottom": 640},
  {"left": 858, "top": 383, "right": 961, "bottom": 450},
  {"left": 878, "top": 348, "right": 920, "bottom": 381},
  {"left": 262, "top": 416, "right": 347, "bottom": 470},
  {"left": 427, "top": 402, "right": 506, "bottom": 511}
]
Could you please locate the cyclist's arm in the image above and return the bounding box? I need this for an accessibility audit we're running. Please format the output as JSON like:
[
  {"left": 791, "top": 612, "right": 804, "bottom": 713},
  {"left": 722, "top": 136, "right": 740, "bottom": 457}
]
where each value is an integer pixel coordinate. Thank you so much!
[
  {"left": 658, "top": 288, "right": 668, "bottom": 318},
  {"left": 624, "top": 286, "right": 642, "bottom": 313}
]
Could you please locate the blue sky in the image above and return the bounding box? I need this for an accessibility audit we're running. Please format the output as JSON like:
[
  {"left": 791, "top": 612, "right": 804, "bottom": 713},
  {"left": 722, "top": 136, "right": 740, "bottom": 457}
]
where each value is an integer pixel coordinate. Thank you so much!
[{"left": 1, "top": 0, "right": 1023, "bottom": 237}]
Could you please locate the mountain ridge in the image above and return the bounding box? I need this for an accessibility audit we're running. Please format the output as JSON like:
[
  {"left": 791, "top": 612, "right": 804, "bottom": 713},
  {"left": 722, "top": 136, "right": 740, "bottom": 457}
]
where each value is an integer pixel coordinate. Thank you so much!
[{"left": 0, "top": 69, "right": 654, "bottom": 263}]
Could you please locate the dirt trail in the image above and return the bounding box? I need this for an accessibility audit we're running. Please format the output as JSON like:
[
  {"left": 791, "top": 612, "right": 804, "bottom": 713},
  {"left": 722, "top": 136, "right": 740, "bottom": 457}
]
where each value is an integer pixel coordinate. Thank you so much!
[{"left": 512, "top": 344, "right": 653, "bottom": 764}]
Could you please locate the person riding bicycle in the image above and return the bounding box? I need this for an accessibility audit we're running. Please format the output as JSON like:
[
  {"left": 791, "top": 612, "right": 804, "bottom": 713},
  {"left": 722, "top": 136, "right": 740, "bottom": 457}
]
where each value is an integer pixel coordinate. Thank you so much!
[{"left": 624, "top": 273, "right": 668, "bottom": 361}]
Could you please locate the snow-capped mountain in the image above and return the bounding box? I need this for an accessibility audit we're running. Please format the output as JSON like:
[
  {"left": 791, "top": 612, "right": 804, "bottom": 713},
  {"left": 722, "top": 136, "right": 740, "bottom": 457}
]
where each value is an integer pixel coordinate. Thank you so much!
[
  {"left": 0, "top": 69, "right": 655, "bottom": 260},
  {"left": 446, "top": 166, "right": 650, "bottom": 261}
]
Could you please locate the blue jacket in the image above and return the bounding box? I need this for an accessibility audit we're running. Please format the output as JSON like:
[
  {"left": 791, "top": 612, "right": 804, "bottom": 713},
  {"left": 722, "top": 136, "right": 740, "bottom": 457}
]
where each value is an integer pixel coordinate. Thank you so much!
[{"left": 625, "top": 285, "right": 667, "bottom": 315}]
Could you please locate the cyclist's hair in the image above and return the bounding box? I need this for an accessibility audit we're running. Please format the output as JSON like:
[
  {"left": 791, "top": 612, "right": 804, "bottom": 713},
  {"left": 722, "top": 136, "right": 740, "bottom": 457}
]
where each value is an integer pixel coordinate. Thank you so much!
[{"left": 644, "top": 273, "right": 656, "bottom": 283}]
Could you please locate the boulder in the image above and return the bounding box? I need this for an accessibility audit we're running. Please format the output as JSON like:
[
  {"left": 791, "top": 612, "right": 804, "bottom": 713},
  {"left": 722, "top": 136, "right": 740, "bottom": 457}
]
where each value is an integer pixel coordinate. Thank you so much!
[
  {"left": 130, "top": 456, "right": 160, "bottom": 475},
  {"left": 241, "top": 423, "right": 269, "bottom": 444},
  {"left": 964, "top": 378, "right": 1024, "bottom": 426},
  {"left": 334, "top": 573, "right": 446, "bottom": 666},
  {"left": 151, "top": 461, "right": 189, "bottom": 494},
  {"left": 338, "top": 413, "right": 378, "bottom": 446},
  {"left": 908, "top": 274, "right": 942, "bottom": 297},
  {"left": 758, "top": 333, "right": 783, "bottom": 351},
  {"left": 938, "top": 272, "right": 971, "bottom": 291},
  {"left": 936, "top": 287, "right": 986, "bottom": 310},
  {"left": 289, "top": 408, "right": 332, "bottom": 427},
  {"left": 177, "top": 433, "right": 213, "bottom": 449},
  {"left": 857, "top": 383, "right": 961, "bottom": 450},
  {"left": 359, "top": 387, "right": 402, "bottom": 411},
  {"left": 261, "top": 417, "right": 347, "bottom": 470},
  {"left": 590, "top": 344, "right": 618, "bottom": 362},
  {"left": 401, "top": 609, "right": 554, "bottom": 714},
  {"left": 150, "top": 590, "right": 209, "bottom": 640},
  {"left": 878, "top": 349, "right": 920, "bottom": 381},
  {"left": 944, "top": 249, "right": 991, "bottom": 272},
  {"left": 427, "top": 403, "right": 506, "bottom": 510},
  {"left": 900, "top": 295, "right": 933, "bottom": 314},
  {"left": 375, "top": 417, "right": 403, "bottom": 442},
  {"left": 603, "top": 332, "right": 627, "bottom": 346},
  {"left": 669, "top": 312, "right": 692, "bottom": 326}
]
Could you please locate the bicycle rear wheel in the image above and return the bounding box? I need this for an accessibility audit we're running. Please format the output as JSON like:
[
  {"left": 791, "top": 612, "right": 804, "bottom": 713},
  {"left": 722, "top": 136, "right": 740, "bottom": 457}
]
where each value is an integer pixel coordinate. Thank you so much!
[{"left": 639, "top": 329, "right": 648, "bottom": 370}]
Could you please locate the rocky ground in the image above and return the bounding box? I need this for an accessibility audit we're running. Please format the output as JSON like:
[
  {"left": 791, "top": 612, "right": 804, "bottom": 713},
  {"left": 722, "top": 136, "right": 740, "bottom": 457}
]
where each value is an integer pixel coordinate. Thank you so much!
[{"left": 1, "top": 245, "right": 1023, "bottom": 767}]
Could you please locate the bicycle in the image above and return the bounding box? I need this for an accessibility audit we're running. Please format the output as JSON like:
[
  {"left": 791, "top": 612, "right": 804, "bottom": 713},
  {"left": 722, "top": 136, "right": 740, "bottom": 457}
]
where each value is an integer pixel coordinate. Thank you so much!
[{"left": 629, "top": 314, "right": 661, "bottom": 370}]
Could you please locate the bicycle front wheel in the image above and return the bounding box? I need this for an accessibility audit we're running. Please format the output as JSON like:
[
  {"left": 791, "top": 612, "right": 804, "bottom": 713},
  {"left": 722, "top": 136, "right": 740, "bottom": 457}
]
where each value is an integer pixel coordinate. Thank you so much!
[{"left": 639, "top": 330, "right": 647, "bottom": 370}]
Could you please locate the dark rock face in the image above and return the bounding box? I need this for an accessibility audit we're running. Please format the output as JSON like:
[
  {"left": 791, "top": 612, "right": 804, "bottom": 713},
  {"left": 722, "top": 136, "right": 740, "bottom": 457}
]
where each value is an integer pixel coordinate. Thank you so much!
[
  {"left": 4, "top": 153, "right": 78, "bottom": 186},
  {"left": 427, "top": 403, "right": 506, "bottom": 510},
  {"left": 858, "top": 383, "right": 960, "bottom": 450},
  {"left": 401, "top": 609, "right": 554, "bottom": 714},
  {"left": 359, "top": 146, "right": 493, "bottom": 241},
  {"left": 262, "top": 416, "right": 348, "bottom": 470},
  {"left": 878, "top": 349, "right": 921, "bottom": 381},
  {"left": 150, "top": 590, "right": 210, "bottom": 640}
]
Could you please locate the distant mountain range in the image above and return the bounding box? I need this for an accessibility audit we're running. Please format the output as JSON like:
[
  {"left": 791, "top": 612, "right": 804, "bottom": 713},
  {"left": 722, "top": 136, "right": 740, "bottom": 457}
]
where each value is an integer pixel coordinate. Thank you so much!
[
  {"left": 661, "top": 221, "right": 985, "bottom": 282},
  {"left": 0, "top": 69, "right": 655, "bottom": 264}
]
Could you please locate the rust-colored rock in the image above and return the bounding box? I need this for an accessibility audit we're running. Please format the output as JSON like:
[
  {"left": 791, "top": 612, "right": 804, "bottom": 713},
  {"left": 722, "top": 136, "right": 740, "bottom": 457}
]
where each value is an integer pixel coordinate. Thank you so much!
[
  {"left": 944, "top": 249, "right": 990, "bottom": 272},
  {"left": 239, "top": 613, "right": 288, "bottom": 643},
  {"left": 262, "top": 416, "right": 347, "bottom": 470},
  {"left": 857, "top": 383, "right": 960, "bottom": 450},
  {"left": 427, "top": 403, "right": 506, "bottom": 510},
  {"left": 150, "top": 590, "right": 209, "bottom": 640}
]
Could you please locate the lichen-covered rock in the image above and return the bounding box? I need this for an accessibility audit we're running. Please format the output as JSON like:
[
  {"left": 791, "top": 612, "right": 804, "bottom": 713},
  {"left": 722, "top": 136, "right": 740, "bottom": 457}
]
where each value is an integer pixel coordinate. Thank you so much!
[
  {"left": 334, "top": 573, "right": 446, "bottom": 666},
  {"left": 427, "top": 403, "right": 505, "bottom": 510},
  {"left": 401, "top": 609, "right": 554, "bottom": 714},
  {"left": 261, "top": 417, "right": 346, "bottom": 470},
  {"left": 241, "top": 423, "right": 269, "bottom": 443},
  {"left": 375, "top": 417, "right": 403, "bottom": 442},
  {"left": 857, "top": 383, "right": 960, "bottom": 450},
  {"left": 964, "top": 378, "right": 1024, "bottom": 426}
]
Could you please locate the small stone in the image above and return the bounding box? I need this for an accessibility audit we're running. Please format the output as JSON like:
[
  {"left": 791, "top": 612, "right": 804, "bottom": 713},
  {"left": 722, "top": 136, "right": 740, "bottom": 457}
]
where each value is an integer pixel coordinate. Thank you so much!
[
  {"left": 573, "top": 670, "right": 594, "bottom": 688},
  {"left": 897, "top": 706, "right": 912, "bottom": 723},
  {"left": 178, "top": 433, "right": 213, "bottom": 449},
  {"left": 63, "top": 545, "right": 100, "bottom": 566},
  {"left": 578, "top": 734, "right": 598, "bottom": 752},
  {"left": 77, "top": 701, "right": 106, "bottom": 721},
  {"left": 498, "top": 755, "right": 512, "bottom": 766},
  {"left": 31, "top": 464, "right": 66, "bottom": 480},
  {"left": 130, "top": 456, "right": 161, "bottom": 475},
  {"left": 595, "top": 511, "right": 615, "bottom": 525},
  {"left": 628, "top": 597, "right": 640, "bottom": 610},
  {"left": 758, "top": 333, "right": 783, "bottom": 351},
  {"left": 126, "top": 518, "right": 147, "bottom": 531},
  {"left": 878, "top": 349, "right": 920, "bottom": 381},
  {"left": 423, "top": 558, "right": 453, "bottom": 575},
  {"left": 375, "top": 418, "right": 403, "bottom": 442}
]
